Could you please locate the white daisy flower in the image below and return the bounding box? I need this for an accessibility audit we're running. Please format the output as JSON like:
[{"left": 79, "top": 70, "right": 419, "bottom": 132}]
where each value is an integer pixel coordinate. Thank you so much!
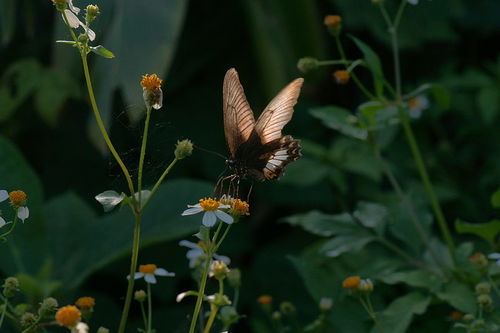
[
  {"left": 181, "top": 198, "right": 233, "bottom": 227},
  {"left": 0, "top": 190, "right": 29, "bottom": 223},
  {"left": 129, "top": 264, "right": 175, "bottom": 284},
  {"left": 71, "top": 322, "right": 89, "bottom": 333},
  {"left": 488, "top": 253, "right": 500, "bottom": 265},
  {"left": 179, "top": 240, "right": 231, "bottom": 268},
  {"left": 60, "top": 0, "right": 96, "bottom": 41},
  {"left": 407, "top": 95, "right": 429, "bottom": 119}
]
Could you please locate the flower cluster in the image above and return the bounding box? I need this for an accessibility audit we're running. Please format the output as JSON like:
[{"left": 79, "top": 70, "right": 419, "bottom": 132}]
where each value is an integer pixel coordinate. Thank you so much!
[
  {"left": 181, "top": 196, "right": 250, "bottom": 227},
  {"left": 52, "top": 0, "right": 97, "bottom": 41},
  {"left": 0, "top": 189, "right": 29, "bottom": 227},
  {"left": 130, "top": 264, "right": 175, "bottom": 284}
]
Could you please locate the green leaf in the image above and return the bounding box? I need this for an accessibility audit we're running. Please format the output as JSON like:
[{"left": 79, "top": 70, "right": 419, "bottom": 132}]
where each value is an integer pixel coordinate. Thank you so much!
[
  {"left": 353, "top": 201, "right": 387, "bottom": 235},
  {"left": 455, "top": 218, "right": 500, "bottom": 245},
  {"left": 90, "top": 45, "right": 115, "bottom": 58},
  {"left": 43, "top": 179, "right": 212, "bottom": 288},
  {"left": 429, "top": 84, "right": 451, "bottom": 110},
  {"left": 477, "top": 86, "right": 499, "bottom": 124},
  {"left": 491, "top": 188, "right": 500, "bottom": 208},
  {"left": 310, "top": 106, "right": 367, "bottom": 140},
  {"left": 283, "top": 210, "right": 359, "bottom": 237},
  {"left": 280, "top": 157, "right": 330, "bottom": 186},
  {"left": 375, "top": 292, "right": 431, "bottom": 333},
  {"left": 350, "top": 35, "right": 384, "bottom": 96},
  {"left": 436, "top": 281, "right": 476, "bottom": 313},
  {"left": 320, "top": 232, "right": 375, "bottom": 257},
  {"left": 379, "top": 270, "right": 442, "bottom": 291},
  {"left": 194, "top": 226, "right": 210, "bottom": 243},
  {"left": 357, "top": 101, "right": 386, "bottom": 128}
]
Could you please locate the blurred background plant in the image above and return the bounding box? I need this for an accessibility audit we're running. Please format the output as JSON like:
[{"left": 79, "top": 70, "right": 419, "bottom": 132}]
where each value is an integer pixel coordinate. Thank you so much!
[{"left": 1, "top": 0, "right": 500, "bottom": 332}]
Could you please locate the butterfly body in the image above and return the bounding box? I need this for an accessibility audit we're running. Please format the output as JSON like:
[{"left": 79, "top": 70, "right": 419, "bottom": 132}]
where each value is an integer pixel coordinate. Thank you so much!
[{"left": 223, "top": 68, "right": 303, "bottom": 181}]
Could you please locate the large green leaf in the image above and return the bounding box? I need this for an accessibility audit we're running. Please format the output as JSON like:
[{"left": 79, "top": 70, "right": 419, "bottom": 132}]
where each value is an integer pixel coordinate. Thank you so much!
[
  {"left": 436, "top": 281, "right": 477, "bottom": 314},
  {"left": 350, "top": 36, "right": 384, "bottom": 97},
  {"left": 455, "top": 218, "right": 500, "bottom": 245},
  {"left": 44, "top": 179, "right": 212, "bottom": 288},
  {"left": 0, "top": 135, "right": 45, "bottom": 275},
  {"left": 310, "top": 106, "right": 368, "bottom": 140},
  {"left": 283, "top": 210, "right": 359, "bottom": 237},
  {"left": 379, "top": 269, "right": 442, "bottom": 292},
  {"left": 374, "top": 292, "right": 431, "bottom": 333}
]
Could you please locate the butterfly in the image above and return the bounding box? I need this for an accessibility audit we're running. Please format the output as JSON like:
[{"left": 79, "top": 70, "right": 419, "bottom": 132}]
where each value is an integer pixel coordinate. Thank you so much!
[{"left": 223, "top": 68, "right": 303, "bottom": 181}]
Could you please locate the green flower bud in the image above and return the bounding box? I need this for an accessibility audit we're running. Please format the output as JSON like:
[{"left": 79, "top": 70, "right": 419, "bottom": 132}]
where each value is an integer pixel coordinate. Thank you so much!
[
  {"left": 477, "top": 294, "right": 492, "bottom": 307},
  {"left": 85, "top": 5, "right": 100, "bottom": 23},
  {"left": 20, "top": 312, "right": 37, "bottom": 327},
  {"left": 219, "top": 306, "right": 240, "bottom": 326},
  {"left": 475, "top": 282, "right": 491, "bottom": 295},
  {"left": 134, "top": 290, "right": 147, "bottom": 302},
  {"left": 462, "top": 313, "right": 474, "bottom": 323},
  {"left": 297, "top": 57, "right": 319, "bottom": 73},
  {"left": 52, "top": 0, "right": 68, "bottom": 11},
  {"left": 175, "top": 139, "right": 193, "bottom": 160},
  {"left": 272, "top": 311, "right": 282, "bottom": 321},
  {"left": 77, "top": 33, "right": 89, "bottom": 44},
  {"left": 319, "top": 297, "right": 333, "bottom": 312},
  {"left": 280, "top": 301, "right": 296, "bottom": 315},
  {"left": 3, "top": 277, "right": 19, "bottom": 298},
  {"left": 38, "top": 297, "right": 59, "bottom": 317},
  {"left": 227, "top": 268, "right": 241, "bottom": 288}
]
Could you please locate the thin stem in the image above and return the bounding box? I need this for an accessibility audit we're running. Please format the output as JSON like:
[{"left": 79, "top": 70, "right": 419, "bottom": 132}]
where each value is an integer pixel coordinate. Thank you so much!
[
  {"left": 147, "top": 283, "right": 153, "bottom": 333},
  {"left": 0, "top": 298, "right": 7, "bottom": 329},
  {"left": 118, "top": 214, "right": 142, "bottom": 333},
  {"left": 368, "top": 135, "right": 444, "bottom": 269},
  {"left": 334, "top": 35, "right": 376, "bottom": 100},
  {"left": 397, "top": 108, "right": 456, "bottom": 264},
  {"left": 364, "top": 295, "right": 384, "bottom": 333},
  {"left": 215, "top": 224, "right": 232, "bottom": 250},
  {"left": 80, "top": 54, "right": 136, "bottom": 197},
  {"left": 203, "top": 304, "right": 218, "bottom": 333},
  {"left": 0, "top": 213, "right": 19, "bottom": 239},
  {"left": 233, "top": 288, "right": 240, "bottom": 308},
  {"left": 317, "top": 59, "right": 354, "bottom": 66},
  {"left": 188, "top": 256, "right": 211, "bottom": 333},
  {"left": 142, "top": 158, "right": 179, "bottom": 210},
  {"left": 140, "top": 301, "right": 148, "bottom": 331},
  {"left": 138, "top": 107, "right": 152, "bottom": 207}
]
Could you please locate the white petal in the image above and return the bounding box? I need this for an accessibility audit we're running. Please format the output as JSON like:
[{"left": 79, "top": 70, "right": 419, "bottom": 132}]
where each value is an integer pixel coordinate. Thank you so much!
[
  {"left": 176, "top": 292, "right": 187, "bottom": 303},
  {"left": 215, "top": 210, "right": 234, "bottom": 224},
  {"left": 186, "top": 249, "right": 203, "bottom": 260},
  {"left": 95, "top": 190, "right": 125, "bottom": 212},
  {"left": 86, "top": 27, "right": 96, "bottom": 41},
  {"left": 213, "top": 254, "right": 231, "bottom": 265},
  {"left": 133, "top": 190, "right": 151, "bottom": 207},
  {"left": 144, "top": 274, "right": 157, "bottom": 284},
  {"left": 181, "top": 207, "right": 203, "bottom": 216},
  {"left": 202, "top": 211, "right": 217, "bottom": 227},
  {"left": 488, "top": 253, "right": 500, "bottom": 259},
  {"left": 179, "top": 240, "right": 200, "bottom": 249},
  {"left": 0, "top": 190, "right": 8, "bottom": 202},
  {"left": 155, "top": 268, "right": 175, "bottom": 277},
  {"left": 63, "top": 10, "right": 81, "bottom": 28},
  {"left": 0, "top": 217, "right": 6, "bottom": 228},
  {"left": 219, "top": 204, "right": 230, "bottom": 209},
  {"left": 71, "top": 322, "right": 88, "bottom": 333},
  {"left": 187, "top": 203, "right": 202, "bottom": 208},
  {"left": 17, "top": 207, "right": 29, "bottom": 222},
  {"left": 68, "top": 0, "right": 80, "bottom": 14},
  {"left": 132, "top": 272, "right": 144, "bottom": 280}
]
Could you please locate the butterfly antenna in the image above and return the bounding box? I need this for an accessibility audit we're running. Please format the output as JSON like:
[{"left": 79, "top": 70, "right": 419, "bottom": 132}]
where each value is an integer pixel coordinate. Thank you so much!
[{"left": 193, "top": 144, "right": 227, "bottom": 160}]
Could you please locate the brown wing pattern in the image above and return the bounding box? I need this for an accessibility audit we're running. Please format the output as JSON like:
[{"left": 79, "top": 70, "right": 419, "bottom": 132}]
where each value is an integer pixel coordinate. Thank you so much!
[
  {"left": 254, "top": 78, "right": 304, "bottom": 144},
  {"left": 223, "top": 68, "right": 256, "bottom": 157}
]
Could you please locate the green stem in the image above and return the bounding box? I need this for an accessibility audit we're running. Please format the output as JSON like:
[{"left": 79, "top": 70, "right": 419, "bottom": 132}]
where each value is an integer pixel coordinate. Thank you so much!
[
  {"left": 0, "top": 298, "right": 7, "bottom": 329},
  {"left": 140, "top": 301, "right": 148, "bottom": 331},
  {"left": 118, "top": 214, "right": 142, "bottom": 333},
  {"left": 364, "top": 295, "right": 383, "bottom": 333},
  {"left": 368, "top": 136, "right": 444, "bottom": 269},
  {"left": 142, "top": 158, "right": 179, "bottom": 210},
  {"left": 203, "top": 304, "right": 218, "bottom": 333},
  {"left": 382, "top": 0, "right": 456, "bottom": 265},
  {"left": 80, "top": 54, "right": 136, "bottom": 197},
  {"left": 147, "top": 283, "right": 153, "bottom": 333},
  {"left": 215, "top": 224, "right": 232, "bottom": 250},
  {"left": 188, "top": 256, "right": 211, "bottom": 333},
  {"left": 397, "top": 108, "right": 456, "bottom": 264},
  {"left": 0, "top": 213, "right": 19, "bottom": 239},
  {"left": 138, "top": 107, "right": 153, "bottom": 207},
  {"left": 334, "top": 35, "right": 376, "bottom": 100},
  {"left": 21, "top": 316, "right": 41, "bottom": 333},
  {"left": 317, "top": 59, "right": 354, "bottom": 66}
]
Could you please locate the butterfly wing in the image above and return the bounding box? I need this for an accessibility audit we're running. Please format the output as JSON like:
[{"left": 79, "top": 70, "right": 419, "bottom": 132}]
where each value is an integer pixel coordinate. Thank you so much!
[
  {"left": 254, "top": 78, "right": 304, "bottom": 144},
  {"left": 223, "top": 68, "right": 256, "bottom": 157}
]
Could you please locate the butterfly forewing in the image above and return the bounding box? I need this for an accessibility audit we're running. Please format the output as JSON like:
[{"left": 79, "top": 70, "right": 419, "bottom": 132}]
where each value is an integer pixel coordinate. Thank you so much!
[
  {"left": 254, "top": 78, "right": 304, "bottom": 144},
  {"left": 223, "top": 68, "right": 256, "bottom": 157}
]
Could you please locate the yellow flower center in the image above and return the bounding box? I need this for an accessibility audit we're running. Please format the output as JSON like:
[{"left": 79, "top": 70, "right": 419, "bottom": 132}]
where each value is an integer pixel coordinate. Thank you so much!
[
  {"left": 75, "top": 296, "right": 95, "bottom": 309},
  {"left": 199, "top": 198, "right": 220, "bottom": 211},
  {"left": 342, "top": 276, "right": 361, "bottom": 289},
  {"left": 9, "top": 190, "right": 27, "bottom": 206},
  {"left": 140, "top": 74, "right": 162, "bottom": 91},
  {"left": 55, "top": 305, "right": 81, "bottom": 327},
  {"left": 324, "top": 15, "right": 342, "bottom": 28},
  {"left": 257, "top": 295, "right": 273, "bottom": 305},
  {"left": 139, "top": 264, "right": 157, "bottom": 274},
  {"left": 333, "top": 70, "right": 350, "bottom": 85},
  {"left": 232, "top": 199, "right": 250, "bottom": 216}
]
